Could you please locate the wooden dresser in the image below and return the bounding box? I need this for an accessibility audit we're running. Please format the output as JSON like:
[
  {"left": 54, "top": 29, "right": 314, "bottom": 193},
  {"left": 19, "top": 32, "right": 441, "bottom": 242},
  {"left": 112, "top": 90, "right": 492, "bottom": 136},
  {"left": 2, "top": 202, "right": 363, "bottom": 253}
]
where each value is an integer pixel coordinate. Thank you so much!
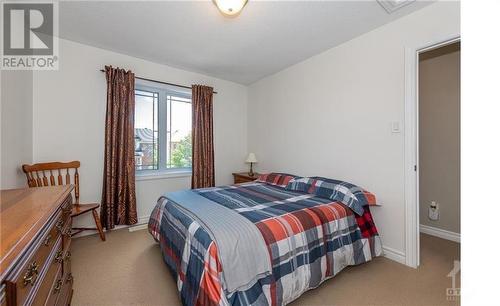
[{"left": 0, "top": 186, "right": 74, "bottom": 306}]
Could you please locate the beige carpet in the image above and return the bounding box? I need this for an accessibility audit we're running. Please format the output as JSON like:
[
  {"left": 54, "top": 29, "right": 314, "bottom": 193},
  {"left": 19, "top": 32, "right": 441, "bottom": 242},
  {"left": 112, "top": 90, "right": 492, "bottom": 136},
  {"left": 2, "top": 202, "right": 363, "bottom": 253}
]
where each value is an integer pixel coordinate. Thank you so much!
[{"left": 71, "top": 229, "right": 460, "bottom": 306}]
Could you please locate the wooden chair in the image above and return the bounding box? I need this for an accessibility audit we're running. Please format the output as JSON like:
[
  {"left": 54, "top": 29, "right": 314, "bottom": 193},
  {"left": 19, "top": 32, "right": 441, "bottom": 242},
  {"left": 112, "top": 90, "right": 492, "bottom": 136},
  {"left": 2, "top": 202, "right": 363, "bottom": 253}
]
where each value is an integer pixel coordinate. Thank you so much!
[{"left": 22, "top": 161, "right": 106, "bottom": 241}]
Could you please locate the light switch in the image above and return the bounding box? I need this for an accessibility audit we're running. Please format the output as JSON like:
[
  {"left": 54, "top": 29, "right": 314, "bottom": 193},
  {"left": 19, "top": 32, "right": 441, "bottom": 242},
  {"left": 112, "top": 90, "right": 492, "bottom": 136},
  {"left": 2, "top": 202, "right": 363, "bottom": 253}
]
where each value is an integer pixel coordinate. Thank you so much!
[{"left": 391, "top": 121, "right": 401, "bottom": 133}]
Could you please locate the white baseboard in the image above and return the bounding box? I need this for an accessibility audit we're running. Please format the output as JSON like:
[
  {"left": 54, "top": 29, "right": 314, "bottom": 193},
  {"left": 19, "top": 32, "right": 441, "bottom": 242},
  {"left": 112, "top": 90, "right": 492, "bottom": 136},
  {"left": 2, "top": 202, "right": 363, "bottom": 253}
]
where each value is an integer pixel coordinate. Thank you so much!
[
  {"left": 138, "top": 215, "right": 149, "bottom": 224},
  {"left": 73, "top": 215, "right": 149, "bottom": 238},
  {"left": 420, "top": 224, "right": 460, "bottom": 243},
  {"left": 383, "top": 246, "right": 406, "bottom": 265},
  {"left": 128, "top": 223, "right": 148, "bottom": 232},
  {"left": 128, "top": 216, "right": 149, "bottom": 232}
]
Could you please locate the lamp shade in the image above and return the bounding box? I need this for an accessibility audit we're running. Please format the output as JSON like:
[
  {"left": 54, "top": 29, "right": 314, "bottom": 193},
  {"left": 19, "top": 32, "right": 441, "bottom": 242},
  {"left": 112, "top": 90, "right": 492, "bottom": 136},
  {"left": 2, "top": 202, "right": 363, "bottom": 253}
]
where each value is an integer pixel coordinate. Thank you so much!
[{"left": 245, "top": 153, "right": 257, "bottom": 163}]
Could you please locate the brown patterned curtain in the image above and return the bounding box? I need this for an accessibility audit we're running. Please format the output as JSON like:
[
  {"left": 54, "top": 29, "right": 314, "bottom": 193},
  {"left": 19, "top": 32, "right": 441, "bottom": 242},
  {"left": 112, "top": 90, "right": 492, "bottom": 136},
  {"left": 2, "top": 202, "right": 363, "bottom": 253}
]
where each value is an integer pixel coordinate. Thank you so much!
[
  {"left": 191, "top": 85, "right": 215, "bottom": 189},
  {"left": 101, "top": 66, "right": 138, "bottom": 230}
]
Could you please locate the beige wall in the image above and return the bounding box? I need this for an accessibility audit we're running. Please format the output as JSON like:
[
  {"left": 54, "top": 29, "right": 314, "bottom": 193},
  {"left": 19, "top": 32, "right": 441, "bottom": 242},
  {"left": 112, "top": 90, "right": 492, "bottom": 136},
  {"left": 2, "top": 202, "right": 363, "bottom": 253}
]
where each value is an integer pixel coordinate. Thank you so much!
[
  {"left": 419, "top": 49, "right": 460, "bottom": 234},
  {"left": 1, "top": 70, "right": 33, "bottom": 189}
]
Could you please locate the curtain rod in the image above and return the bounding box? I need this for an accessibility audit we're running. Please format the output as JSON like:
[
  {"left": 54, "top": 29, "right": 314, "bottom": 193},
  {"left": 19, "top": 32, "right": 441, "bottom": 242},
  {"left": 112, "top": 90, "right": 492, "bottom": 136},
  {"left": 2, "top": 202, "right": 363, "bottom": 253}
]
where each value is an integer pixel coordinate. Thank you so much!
[{"left": 99, "top": 69, "right": 217, "bottom": 94}]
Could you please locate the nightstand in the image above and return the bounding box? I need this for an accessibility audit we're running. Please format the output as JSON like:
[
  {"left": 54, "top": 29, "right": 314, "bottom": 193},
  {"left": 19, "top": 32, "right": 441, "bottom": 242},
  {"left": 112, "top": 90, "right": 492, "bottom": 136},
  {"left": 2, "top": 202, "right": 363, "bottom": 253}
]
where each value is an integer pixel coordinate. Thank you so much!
[{"left": 232, "top": 172, "right": 260, "bottom": 184}]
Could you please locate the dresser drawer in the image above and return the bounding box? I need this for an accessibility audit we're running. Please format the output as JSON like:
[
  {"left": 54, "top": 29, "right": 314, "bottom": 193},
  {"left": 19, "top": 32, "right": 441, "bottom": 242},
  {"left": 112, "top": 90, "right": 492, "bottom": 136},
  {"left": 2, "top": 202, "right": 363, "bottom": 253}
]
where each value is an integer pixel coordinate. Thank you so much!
[
  {"left": 4, "top": 212, "right": 65, "bottom": 306},
  {"left": 234, "top": 177, "right": 246, "bottom": 184},
  {"left": 55, "top": 271, "right": 73, "bottom": 306},
  {"left": 61, "top": 221, "right": 72, "bottom": 254},
  {"left": 62, "top": 248, "right": 71, "bottom": 276},
  {"left": 234, "top": 177, "right": 257, "bottom": 184},
  {"left": 43, "top": 216, "right": 65, "bottom": 257},
  {"left": 39, "top": 265, "right": 62, "bottom": 306},
  {"left": 60, "top": 197, "right": 72, "bottom": 224},
  {"left": 28, "top": 238, "right": 63, "bottom": 306}
]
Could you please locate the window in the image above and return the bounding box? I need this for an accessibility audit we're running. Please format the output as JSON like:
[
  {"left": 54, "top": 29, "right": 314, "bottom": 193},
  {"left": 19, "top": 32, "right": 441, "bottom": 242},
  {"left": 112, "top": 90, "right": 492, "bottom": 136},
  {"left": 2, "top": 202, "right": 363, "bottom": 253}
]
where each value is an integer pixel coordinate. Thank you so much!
[{"left": 134, "top": 80, "right": 192, "bottom": 175}]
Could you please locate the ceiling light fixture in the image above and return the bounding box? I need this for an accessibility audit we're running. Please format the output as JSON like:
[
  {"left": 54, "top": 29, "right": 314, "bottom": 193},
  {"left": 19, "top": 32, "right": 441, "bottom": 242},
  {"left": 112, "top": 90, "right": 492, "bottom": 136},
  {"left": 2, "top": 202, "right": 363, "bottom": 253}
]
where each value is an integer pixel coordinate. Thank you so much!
[{"left": 213, "top": 0, "right": 248, "bottom": 17}]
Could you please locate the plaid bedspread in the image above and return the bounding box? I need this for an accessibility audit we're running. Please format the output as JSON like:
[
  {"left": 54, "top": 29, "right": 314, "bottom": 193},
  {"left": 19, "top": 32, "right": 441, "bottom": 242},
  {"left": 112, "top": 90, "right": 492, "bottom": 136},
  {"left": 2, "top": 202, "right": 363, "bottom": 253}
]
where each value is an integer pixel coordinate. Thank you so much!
[{"left": 149, "top": 182, "right": 382, "bottom": 306}]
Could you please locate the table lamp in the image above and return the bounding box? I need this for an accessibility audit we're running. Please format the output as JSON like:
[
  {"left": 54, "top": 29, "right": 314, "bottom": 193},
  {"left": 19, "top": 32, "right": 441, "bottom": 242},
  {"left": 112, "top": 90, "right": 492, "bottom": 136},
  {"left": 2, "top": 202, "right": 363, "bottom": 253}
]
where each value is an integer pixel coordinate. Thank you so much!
[{"left": 245, "top": 153, "right": 258, "bottom": 177}]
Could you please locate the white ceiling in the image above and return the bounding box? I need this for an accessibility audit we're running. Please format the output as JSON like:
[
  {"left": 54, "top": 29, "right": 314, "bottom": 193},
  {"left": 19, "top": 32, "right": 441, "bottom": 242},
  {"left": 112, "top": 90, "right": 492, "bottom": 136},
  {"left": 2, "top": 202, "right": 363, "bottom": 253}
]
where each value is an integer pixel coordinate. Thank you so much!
[{"left": 59, "top": 1, "right": 433, "bottom": 85}]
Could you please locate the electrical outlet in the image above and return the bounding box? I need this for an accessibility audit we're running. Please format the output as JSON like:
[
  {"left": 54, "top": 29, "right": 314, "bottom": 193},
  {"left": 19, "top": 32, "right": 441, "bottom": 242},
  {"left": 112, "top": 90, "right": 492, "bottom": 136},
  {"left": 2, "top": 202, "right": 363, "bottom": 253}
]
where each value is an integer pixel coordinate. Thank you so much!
[{"left": 428, "top": 201, "right": 439, "bottom": 221}]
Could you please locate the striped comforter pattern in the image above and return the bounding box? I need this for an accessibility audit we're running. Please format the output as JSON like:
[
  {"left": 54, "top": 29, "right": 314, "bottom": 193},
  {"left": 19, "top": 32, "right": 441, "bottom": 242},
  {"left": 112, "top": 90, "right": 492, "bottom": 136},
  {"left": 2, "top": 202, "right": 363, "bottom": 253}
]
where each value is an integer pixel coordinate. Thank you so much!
[{"left": 149, "top": 182, "right": 382, "bottom": 306}]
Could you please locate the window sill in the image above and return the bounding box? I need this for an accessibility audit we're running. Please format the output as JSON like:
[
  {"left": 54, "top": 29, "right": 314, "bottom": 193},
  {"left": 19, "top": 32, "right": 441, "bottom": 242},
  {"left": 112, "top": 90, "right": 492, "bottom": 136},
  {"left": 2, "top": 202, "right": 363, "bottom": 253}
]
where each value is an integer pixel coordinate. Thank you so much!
[{"left": 135, "top": 170, "right": 192, "bottom": 181}]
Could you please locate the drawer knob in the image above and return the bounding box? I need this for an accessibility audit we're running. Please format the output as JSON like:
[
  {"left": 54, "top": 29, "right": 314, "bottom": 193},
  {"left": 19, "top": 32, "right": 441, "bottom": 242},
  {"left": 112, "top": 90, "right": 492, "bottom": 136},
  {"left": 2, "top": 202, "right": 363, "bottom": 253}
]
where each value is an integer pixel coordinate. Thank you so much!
[
  {"left": 65, "top": 273, "right": 73, "bottom": 284},
  {"left": 64, "top": 251, "right": 72, "bottom": 261},
  {"left": 22, "top": 261, "right": 39, "bottom": 287},
  {"left": 53, "top": 279, "right": 62, "bottom": 293},
  {"left": 64, "top": 228, "right": 72, "bottom": 236},
  {"left": 55, "top": 250, "right": 63, "bottom": 263},
  {"left": 56, "top": 219, "right": 64, "bottom": 232},
  {"left": 44, "top": 234, "right": 52, "bottom": 246}
]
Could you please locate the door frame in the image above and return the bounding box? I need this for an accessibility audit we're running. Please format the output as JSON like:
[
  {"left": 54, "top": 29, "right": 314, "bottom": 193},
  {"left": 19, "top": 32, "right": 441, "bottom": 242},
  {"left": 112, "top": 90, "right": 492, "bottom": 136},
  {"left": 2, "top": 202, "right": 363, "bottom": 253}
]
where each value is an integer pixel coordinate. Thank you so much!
[{"left": 404, "top": 35, "right": 460, "bottom": 268}]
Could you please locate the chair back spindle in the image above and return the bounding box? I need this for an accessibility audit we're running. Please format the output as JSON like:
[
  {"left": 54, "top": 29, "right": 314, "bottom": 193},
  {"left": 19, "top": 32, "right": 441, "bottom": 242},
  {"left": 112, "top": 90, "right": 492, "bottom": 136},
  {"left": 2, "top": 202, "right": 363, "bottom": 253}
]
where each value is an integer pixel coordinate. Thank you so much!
[
  {"left": 65, "top": 169, "right": 69, "bottom": 185},
  {"left": 49, "top": 170, "right": 55, "bottom": 186},
  {"left": 74, "top": 168, "right": 80, "bottom": 202},
  {"left": 36, "top": 172, "right": 42, "bottom": 187},
  {"left": 42, "top": 172, "right": 48, "bottom": 186},
  {"left": 58, "top": 169, "right": 63, "bottom": 185}
]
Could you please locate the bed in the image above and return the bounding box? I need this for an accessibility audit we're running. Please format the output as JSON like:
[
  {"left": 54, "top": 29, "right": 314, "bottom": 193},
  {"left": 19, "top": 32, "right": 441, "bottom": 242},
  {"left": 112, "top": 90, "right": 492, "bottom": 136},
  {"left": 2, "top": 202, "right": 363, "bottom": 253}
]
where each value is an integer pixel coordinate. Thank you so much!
[{"left": 148, "top": 173, "right": 382, "bottom": 306}]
